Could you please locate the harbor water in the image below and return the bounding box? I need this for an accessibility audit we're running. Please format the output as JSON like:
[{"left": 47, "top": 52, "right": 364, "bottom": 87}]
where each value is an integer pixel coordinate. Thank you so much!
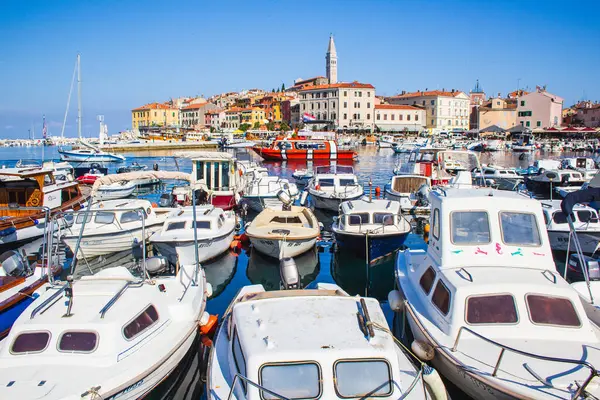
[{"left": 0, "top": 144, "right": 593, "bottom": 399}]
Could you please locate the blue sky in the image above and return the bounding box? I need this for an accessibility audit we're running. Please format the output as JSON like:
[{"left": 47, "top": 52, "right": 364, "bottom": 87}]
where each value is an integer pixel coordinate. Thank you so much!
[{"left": 1, "top": 0, "right": 598, "bottom": 138}]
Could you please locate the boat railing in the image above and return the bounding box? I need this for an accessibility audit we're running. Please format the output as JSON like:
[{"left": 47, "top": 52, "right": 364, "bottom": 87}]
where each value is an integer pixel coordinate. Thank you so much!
[
  {"left": 99, "top": 279, "right": 145, "bottom": 318},
  {"left": 451, "top": 325, "right": 597, "bottom": 398},
  {"left": 228, "top": 373, "right": 292, "bottom": 400},
  {"left": 251, "top": 178, "right": 286, "bottom": 195}
]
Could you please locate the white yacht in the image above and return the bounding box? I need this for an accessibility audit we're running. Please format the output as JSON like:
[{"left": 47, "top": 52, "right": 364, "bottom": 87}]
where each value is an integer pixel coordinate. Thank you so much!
[
  {"left": 95, "top": 181, "right": 136, "bottom": 200},
  {"left": 377, "top": 135, "right": 396, "bottom": 148},
  {"left": 471, "top": 164, "right": 523, "bottom": 190},
  {"left": 561, "top": 157, "right": 599, "bottom": 181},
  {"left": 0, "top": 244, "right": 210, "bottom": 399},
  {"left": 242, "top": 169, "right": 299, "bottom": 212},
  {"left": 384, "top": 174, "right": 431, "bottom": 217},
  {"left": 207, "top": 283, "right": 446, "bottom": 399},
  {"left": 291, "top": 168, "right": 313, "bottom": 186},
  {"left": 307, "top": 165, "right": 363, "bottom": 211},
  {"left": 332, "top": 198, "right": 411, "bottom": 260},
  {"left": 151, "top": 205, "right": 236, "bottom": 265},
  {"left": 61, "top": 199, "right": 173, "bottom": 258},
  {"left": 526, "top": 169, "right": 586, "bottom": 198},
  {"left": 245, "top": 206, "right": 320, "bottom": 258},
  {"left": 390, "top": 187, "right": 600, "bottom": 399},
  {"left": 541, "top": 200, "right": 600, "bottom": 255}
]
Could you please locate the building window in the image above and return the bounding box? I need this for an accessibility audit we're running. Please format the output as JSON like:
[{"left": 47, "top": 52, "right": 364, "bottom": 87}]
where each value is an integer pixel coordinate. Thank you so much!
[
  {"left": 526, "top": 121, "right": 530, "bottom": 127},
  {"left": 317, "top": 103, "right": 320, "bottom": 109},
  {"left": 367, "top": 102, "right": 371, "bottom": 108},
  {"left": 358, "top": 92, "right": 362, "bottom": 97},
  {"left": 431, "top": 100, "right": 435, "bottom": 105},
  {"left": 521, "top": 101, "right": 525, "bottom": 106},
  {"left": 376, "top": 114, "right": 380, "bottom": 120},
  {"left": 367, "top": 92, "right": 371, "bottom": 97},
  {"left": 324, "top": 103, "right": 327, "bottom": 109},
  {"left": 367, "top": 114, "right": 370, "bottom": 120},
  {"left": 384, "top": 114, "right": 387, "bottom": 121},
  {"left": 415, "top": 114, "right": 419, "bottom": 121},
  {"left": 399, "top": 114, "right": 403, "bottom": 121},
  {"left": 391, "top": 114, "right": 395, "bottom": 121},
  {"left": 431, "top": 119, "right": 434, "bottom": 124},
  {"left": 537, "top": 121, "right": 541, "bottom": 127},
  {"left": 343, "top": 91, "right": 347, "bottom": 96},
  {"left": 407, "top": 115, "right": 411, "bottom": 121},
  {"left": 343, "top": 113, "right": 347, "bottom": 119},
  {"left": 311, "top": 104, "right": 314, "bottom": 110},
  {"left": 343, "top": 102, "right": 347, "bottom": 108}
]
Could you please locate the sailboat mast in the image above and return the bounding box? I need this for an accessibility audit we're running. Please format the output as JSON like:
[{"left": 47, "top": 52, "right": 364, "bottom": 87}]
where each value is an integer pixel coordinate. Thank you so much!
[{"left": 77, "top": 53, "right": 82, "bottom": 139}]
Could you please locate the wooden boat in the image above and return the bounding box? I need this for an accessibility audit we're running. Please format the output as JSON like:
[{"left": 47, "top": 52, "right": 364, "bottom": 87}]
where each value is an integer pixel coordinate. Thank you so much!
[
  {"left": 252, "top": 139, "right": 356, "bottom": 161},
  {"left": 0, "top": 167, "right": 87, "bottom": 251}
]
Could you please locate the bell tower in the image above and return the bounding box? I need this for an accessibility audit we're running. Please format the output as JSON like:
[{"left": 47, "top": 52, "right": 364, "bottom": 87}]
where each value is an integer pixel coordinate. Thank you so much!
[{"left": 326, "top": 35, "right": 338, "bottom": 84}]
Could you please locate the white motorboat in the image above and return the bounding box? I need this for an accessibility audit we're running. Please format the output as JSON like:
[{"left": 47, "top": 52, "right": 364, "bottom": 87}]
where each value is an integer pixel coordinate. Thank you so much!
[
  {"left": 561, "top": 157, "right": 599, "bottom": 181},
  {"left": 151, "top": 205, "right": 236, "bottom": 265},
  {"left": 291, "top": 168, "right": 313, "bottom": 186},
  {"left": 246, "top": 206, "right": 320, "bottom": 258},
  {"left": 61, "top": 199, "right": 173, "bottom": 258},
  {"left": 541, "top": 200, "right": 600, "bottom": 255},
  {"left": 377, "top": 134, "right": 396, "bottom": 148},
  {"left": 390, "top": 187, "right": 600, "bottom": 399},
  {"left": 526, "top": 169, "right": 586, "bottom": 198},
  {"left": 95, "top": 181, "right": 136, "bottom": 200},
  {"left": 117, "top": 163, "right": 160, "bottom": 186},
  {"left": 511, "top": 132, "right": 537, "bottom": 152},
  {"left": 384, "top": 174, "right": 431, "bottom": 216},
  {"left": 207, "top": 282, "right": 446, "bottom": 399},
  {"left": 332, "top": 198, "right": 411, "bottom": 260},
  {"left": 0, "top": 248, "right": 210, "bottom": 399},
  {"left": 243, "top": 171, "right": 299, "bottom": 212},
  {"left": 471, "top": 164, "right": 523, "bottom": 190},
  {"left": 307, "top": 165, "right": 363, "bottom": 211}
]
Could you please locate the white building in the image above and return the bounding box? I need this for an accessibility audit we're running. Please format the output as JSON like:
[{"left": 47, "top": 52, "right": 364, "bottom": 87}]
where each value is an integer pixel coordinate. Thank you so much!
[
  {"left": 374, "top": 105, "right": 426, "bottom": 132},
  {"left": 206, "top": 109, "right": 225, "bottom": 130},
  {"left": 180, "top": 102, "right": 217, "bottom": 129},
  {"left": 386, "top": 90, "right": 470, "bottom": 132},
  {"left": 298, "top": 81, "right": 376, "bottom": 131},
  {"left": 516, "top": 87, "right": 564, "bottom": 129}
]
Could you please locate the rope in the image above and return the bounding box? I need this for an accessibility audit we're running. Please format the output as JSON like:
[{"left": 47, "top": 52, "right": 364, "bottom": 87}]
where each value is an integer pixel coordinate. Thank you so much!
[{"left": 367, "top": 320, "right": 425, "bottom": 367}]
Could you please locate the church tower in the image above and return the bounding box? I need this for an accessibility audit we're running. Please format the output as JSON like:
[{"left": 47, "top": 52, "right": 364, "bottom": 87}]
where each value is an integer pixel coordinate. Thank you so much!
[{"left": 326, "top": 35, "right": 338, "bottom": 84}]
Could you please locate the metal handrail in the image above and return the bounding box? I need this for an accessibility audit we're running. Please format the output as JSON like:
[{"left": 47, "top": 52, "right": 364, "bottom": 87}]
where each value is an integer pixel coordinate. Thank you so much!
[
  {"left": 228, "top": 373, "right": 291, "bottom": 400},
  {"left": 99, "top": 280, "right": 144, "bottom": 318},
  {"left": 30, "top": 285, "right": 66, "bottom": 319},
  {"left": 452, "top": 325, "right": 597, "bottom": 399}
]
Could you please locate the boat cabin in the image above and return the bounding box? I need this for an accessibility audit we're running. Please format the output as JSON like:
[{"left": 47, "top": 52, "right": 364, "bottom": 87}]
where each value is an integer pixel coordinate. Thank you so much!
[
  {"left": 312, "top": 166, "right": 359, "bottom": 190},
  {"left": 397, "top": 149, "right": 481, "bottom": 185},
  {"left": 224, "top": 286, "right": 419, "bottom": 399},
  {"left": 191, "top": 152, "right": 239, "bottom": 193},
  {"left": 541, "top": 200, "right": 600, "bottom": 231},
  {"left": 336, "top": 199, "right": 404, "bottom": 232}
]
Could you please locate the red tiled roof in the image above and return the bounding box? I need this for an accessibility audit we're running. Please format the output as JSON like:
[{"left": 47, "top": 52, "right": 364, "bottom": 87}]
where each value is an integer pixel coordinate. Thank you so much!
[
  {"left": 181, "top": 102, "right": 208, "bottom": 110},
  {"left": 375, "top": 105, "right": 422, "bottom": 111},
  {"left": 388, "top": 90, "right": 465, "bottom": 99},
  {"left": 132, "top": 102, "right": 175, "bottom": 111},
  {"left": 299, "top": 81, "right": 375, "bottom": 91}
]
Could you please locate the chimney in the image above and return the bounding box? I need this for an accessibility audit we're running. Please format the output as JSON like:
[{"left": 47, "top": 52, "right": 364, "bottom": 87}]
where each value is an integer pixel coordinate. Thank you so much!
[
  {"left": 451, "top": 89, "right": 455, "bottom": 93},
  {"left": 498, "top": 92, "right": 501, "bottom": 98}
]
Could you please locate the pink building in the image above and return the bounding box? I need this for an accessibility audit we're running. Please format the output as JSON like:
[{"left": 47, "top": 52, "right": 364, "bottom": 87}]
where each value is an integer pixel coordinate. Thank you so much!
[
  {"left": 575, "top": 101, "right": 600, "bottom": 128},
  {"left": 516, "top": 87, "right": 563, "bottom": 129}
]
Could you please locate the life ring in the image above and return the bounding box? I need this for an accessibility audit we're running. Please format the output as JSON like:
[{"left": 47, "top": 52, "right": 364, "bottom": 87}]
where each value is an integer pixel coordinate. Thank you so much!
[{"left": 29, "top": 192, "right": 41, "bottom": 207}]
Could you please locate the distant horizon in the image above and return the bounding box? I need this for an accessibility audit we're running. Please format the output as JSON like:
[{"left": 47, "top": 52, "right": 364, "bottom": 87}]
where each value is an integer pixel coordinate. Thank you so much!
[{"left": 1, "top": 0, "right": 599, "bottom": 139}]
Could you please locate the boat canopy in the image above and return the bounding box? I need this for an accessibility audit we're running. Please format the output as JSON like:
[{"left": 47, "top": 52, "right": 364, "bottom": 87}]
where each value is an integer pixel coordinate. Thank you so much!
[
  {"left": 90, "top": 171, "right": 191, "bottom": 195},
  {"left": 175, "top": 151, "right": 234, "bottom": 160},
  {"left": 561, "top": 187, "right": 600, "bottom": 217}
]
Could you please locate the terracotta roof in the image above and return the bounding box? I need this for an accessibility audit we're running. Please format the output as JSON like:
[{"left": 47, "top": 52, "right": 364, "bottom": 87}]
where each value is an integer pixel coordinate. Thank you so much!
[
  {"left": 299, "top": 81, "right": 375, "bottom": 91},
  {"left": 181, "top": 102, "right": 208, "bottom": 110},
  {"left": 375, "top": 105, "right": 422, "bottom": 111},
  {"left": 225, "top": 107, "right": 244, "bottom": 113},
  {"left": 132, "top": 102, "right": 175, "bottom": 111},
  {"left": 206, "top": 109, "right": 224, "bottom": 115},
  {"left": 388, "top": 90, "right": 465, "bottom": 99}
]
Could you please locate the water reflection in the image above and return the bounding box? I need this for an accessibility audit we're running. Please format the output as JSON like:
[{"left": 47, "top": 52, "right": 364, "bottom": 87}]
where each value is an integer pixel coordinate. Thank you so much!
[
  {"left": 246, "top": 247, "right": 320, "bottom": 290},
  {"left": 331, "top": 249, "right": 395, "bottom": 300},
  {"left": 204, "top": 252, "right": 238, "bottom": 299}
]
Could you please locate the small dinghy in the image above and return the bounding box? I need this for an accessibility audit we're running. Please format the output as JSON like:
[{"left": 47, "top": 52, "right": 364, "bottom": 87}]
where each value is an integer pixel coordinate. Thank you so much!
[
  {"left": 95, "top": 181, "right": 136, "bottom": 200},
  {"left": 245, "top": 206, "right": 320, "bottom": 258}
]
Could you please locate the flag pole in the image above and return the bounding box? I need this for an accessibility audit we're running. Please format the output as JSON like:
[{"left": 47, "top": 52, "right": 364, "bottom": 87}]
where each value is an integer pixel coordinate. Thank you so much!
[{"left": 42, "top": 114, "right": 47, "bottom": 162}]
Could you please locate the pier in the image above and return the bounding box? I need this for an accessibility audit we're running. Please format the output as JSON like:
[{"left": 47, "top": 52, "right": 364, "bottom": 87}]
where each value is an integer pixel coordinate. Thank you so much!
[{"left": 99, "top": 141, "right": 218, "bottom": 153}]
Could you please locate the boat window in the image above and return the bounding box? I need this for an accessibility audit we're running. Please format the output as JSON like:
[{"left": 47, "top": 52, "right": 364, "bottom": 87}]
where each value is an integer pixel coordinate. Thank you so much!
[
  {"left": 75, "top": 213, "right": 92, "bottom": 224},
  {"left": 232, "top": 330, "right": 247, "bottom": 393},
  {"left": 500, "top": 212, "right": 541, "bottom": 246},
  {"left": 317, "top": 178, "right": 334, "bottom": 187},
  {"left": 270, "top": 216, "right": 303, "bottom": 224},
  {"left": 419, "top": 267, "right": 436, "bottom": 295},
  {"left": 95, "top": 212, "right": 115, "bottom": 225},
  {"left": 58, "top": 331, "right": 98, "bottom": 353},
  {"left": 552, "top": 211, "right": 568, "bottom": 224},
  {"left": 123, "top": 305, "right": 159, "bottom": 340},
  {"left": 221, "top": 162, "right": 230, "bottom": 190},
  {"left": 260, "top": 362, "right": 321, "bottom": 400},
  {"left": 196, "top": 161, "right": 204, "bottom": 181},
  {"left": 348, "top": 213, "right": 369, "bottom": 225},
  {"left": 192, "top": 221, "right": 211, "bottom": 229},
  {"left": 432, "top": 208, "right": 440, "bottom": 239},
  {"left": 334, "top": 359, "right": 392, "bottom": 398},
  {"left": 577, "top": 210, "right": 596, "bottom": 223},
  {"left": 120, "top": 210, "right": 142, "bottom": 224},
  {"left": 339, "top": 178, "right": 356, "bottom": 187},
  {"left": 466, "top": 295, "right": 518, "bottom": 324},
  {"left": 166, "top": 221, "right": 186, "bottom": 231},
  {"left": 526, "top": 295, "right": 581, "bottom": 327},
  {"left": 11, "top": 331, "right": 50, "bottom": 354},
  {"left": 451, "top": 211, "right": 490, "bottom": 244},
  {"left": 374, "top": 213, "right": 394, "bottom": 225},
  {"left": 431, "top": 280, "right": 451, "bottom": 315}
]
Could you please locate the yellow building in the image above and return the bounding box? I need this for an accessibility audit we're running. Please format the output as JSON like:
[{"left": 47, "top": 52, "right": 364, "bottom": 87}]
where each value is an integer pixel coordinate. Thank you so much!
[
  {"left": 132, "top": 102, "right": 180, "bottom": 131},
  {"left": 240, "top": 107, "right": 266, "bottom": 126}
]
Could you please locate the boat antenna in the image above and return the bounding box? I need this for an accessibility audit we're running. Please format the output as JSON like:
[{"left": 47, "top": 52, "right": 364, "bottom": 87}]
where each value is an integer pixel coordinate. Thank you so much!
[{"left": 60, "top": 56, "right": 78, "bottom": 139}]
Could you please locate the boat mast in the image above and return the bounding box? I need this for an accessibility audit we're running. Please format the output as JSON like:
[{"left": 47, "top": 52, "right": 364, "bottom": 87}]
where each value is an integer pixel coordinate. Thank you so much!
[
  {"left": 60, "top": 56, "right": 78, "bottom": 139},
  {"left": 77, "top": 53, "right": 82, "bottom": 140}
]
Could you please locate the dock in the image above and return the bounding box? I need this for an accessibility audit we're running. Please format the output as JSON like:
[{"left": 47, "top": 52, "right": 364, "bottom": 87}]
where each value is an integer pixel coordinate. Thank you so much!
[{"left": 99, "top": 141, "right": 218, "bottom": 153}]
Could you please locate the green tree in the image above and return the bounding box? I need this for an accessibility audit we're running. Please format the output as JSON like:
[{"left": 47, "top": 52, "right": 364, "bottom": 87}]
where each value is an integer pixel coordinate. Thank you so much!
[
  {"left": 239, "top": 123, "right": 251, "bottom": 132},
  {"left": 281, "top": 83, "right": 285, "bottom": 92},
  {"left": 266, "top": 121, "right": 276, "bottom": 131},
  {"left": 253, "top": 121, "right": 261, "bottom": 129},
  {"left": 280, "top": 121, "right": 290, "bottom": 132}
]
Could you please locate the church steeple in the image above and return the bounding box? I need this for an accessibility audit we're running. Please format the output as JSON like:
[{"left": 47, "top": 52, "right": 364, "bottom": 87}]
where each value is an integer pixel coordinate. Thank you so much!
[{"left": 326, "top": 35, "right": 338, "bottom": 84}]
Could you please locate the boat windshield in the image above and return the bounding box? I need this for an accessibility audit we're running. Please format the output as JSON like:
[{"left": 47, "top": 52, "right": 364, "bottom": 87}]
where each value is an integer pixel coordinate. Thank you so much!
[
  {"left": 438, "top": 152, "right": 480, "bottom": 177},
  {"left": 334, "top": 359, "right": 392, "bottom": 398},
  {"left": 500, "top": 212, "right": 541, "bottom": 246},
  {"left": 315, "top": 165, "right": 354, "bottom": 175},
  {"left": 451, "top": 211, "right": 490, "bottom": 244},
  {"left": 260, "top": 362, "right": 321, "bottom": 399},
  {"left": 339, "top": 178, "right": 356, "bottom": 187}
]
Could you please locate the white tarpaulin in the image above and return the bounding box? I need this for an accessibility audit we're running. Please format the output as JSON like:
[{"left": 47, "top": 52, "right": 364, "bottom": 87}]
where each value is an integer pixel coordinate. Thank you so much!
[{"left": 91, "top": 171, "right": 191, "bottom": 195}]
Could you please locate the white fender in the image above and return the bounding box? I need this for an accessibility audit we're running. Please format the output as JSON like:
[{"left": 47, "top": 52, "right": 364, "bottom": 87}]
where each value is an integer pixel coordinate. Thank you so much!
[
  {"left": 205, "top": 282, "right": 213, "bottom": 298},
  {"left": 411, "top": 340, "right": 435, "bottom": 361},
  {"left": 387, "top": 290, "right": 404, "bottom": 312},
  {"left": 299, "top": 191, "right": 309, "bottom": 207},
  {"left": 199, "top": 311, "right": 211, "bottom": 326},
  {"left": 423, "top": 365, "right": 448, "bottom": 400}
]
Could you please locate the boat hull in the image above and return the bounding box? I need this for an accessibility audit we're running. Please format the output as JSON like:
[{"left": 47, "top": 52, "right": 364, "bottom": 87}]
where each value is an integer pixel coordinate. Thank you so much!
[
  {"left": 252, "top": 147, "right": 356, "bottom": 161},
  {"left": 62, "top": 224, "right": 163, "bottom": 258},
  {"left": 96, "top": 185, "right": 136, "bottom": 201},
  {"left": 152, "top": 229, "right": 235, "bottom": 265},
  {"left": 0, "top": 217, "right": 71, "bottom": 253},
  {"left": 242, "top": 196, "right": 286, "bottom": 213},
  {"left": 248, "top": 236, "right": 317, "bottom": 259},
  {"left": 310, "top": 193, "right": 363, "bottom": 212},
  {"left": 548, "top": 230, "right": 600, "bottom": 254},
  {"left": 334, "top": 230, "right": 409, "bottom": 259},
  {"left": 59, "top": 149, "right": 125, "bottom": 162}
]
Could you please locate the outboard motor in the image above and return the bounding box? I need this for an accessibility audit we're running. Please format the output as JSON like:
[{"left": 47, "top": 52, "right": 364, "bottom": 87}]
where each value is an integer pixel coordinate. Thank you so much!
[
  {"left": 159, "top": 193, "right": 173, "bottom": 208},
  {"left": 277, "top": 189, "right": 294, "bottom": 211},
  {"left": 0, "top": 250, "right": 28, "bottom": 277},
  {"left": 567, "top": 254, "right": 600, "bottom": 282},
  {"left": 280, "top": 257, "right": 300, "bottom": 290},
  {"left": 415, "top": 183, "right": 430, "bottom": 207},
  {"left": 145, "top": 256, "right": 168, "bottom": 276}
]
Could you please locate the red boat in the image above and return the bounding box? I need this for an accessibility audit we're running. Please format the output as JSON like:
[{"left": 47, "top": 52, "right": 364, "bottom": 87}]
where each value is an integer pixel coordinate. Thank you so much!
[
  {"left": 252, "top": 139, "right": 356, "bottom": 161},
  {"left": 76, "top": 173, "right": 102, "bottom": 185}
]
